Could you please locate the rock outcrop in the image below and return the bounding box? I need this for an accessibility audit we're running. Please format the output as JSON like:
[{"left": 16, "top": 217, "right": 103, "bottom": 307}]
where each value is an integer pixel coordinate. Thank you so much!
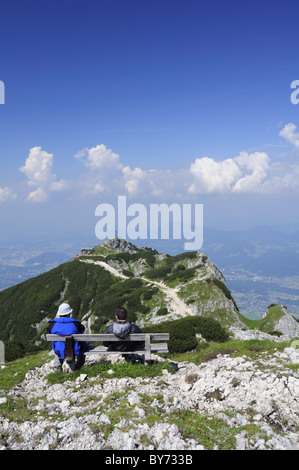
[{"left": 1, "top": 345, "right": 298, "bottom": 451}]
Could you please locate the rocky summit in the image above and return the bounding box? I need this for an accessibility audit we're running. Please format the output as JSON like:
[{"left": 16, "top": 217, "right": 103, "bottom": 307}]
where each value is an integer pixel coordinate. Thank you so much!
[{"left": 1, "top": 341, "right": 298, "bottom": 451}]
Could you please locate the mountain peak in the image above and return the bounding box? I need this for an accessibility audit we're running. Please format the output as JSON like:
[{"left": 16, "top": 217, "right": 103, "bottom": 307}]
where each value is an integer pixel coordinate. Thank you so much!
[{"left": 96, "top": 238, "right": 158, "bottom": 255}]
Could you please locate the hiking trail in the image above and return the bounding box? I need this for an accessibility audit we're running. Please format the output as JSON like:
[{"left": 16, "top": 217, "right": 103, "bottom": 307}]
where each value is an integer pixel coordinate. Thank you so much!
[{"left": 80, "top": 259, "right": 193, "bottom": 318}]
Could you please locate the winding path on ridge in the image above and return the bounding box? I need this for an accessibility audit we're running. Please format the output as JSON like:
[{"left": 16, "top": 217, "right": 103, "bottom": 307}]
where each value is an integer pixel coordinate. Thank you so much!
[{"left": 80, "top": 259, "right": 193, "bottom": 318}]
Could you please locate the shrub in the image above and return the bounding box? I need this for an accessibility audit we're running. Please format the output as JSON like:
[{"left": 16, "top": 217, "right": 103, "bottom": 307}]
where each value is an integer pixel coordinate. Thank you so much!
[
  {"left": 269, "top": 330, "right": 283, "bottom": 337},
  {"left": 191, "top": 316, "right": 230, "bottom": 343},
  {"left": 4, "top": 341, "right": 26, "bottom": 362},
  {"left": 167, "top": 268, "right": 196, "bottom": 282},
  {"left": 145, "top": 266, "right": 172, "bottom": 279},
  {"left": 169, "top": 337, "right": 197, "bottom": 354},
  {"left": 143, "top": 316, "right": 229, "bottom": 354},
  {"left": 92, "top": 316, "right": 110, "bottom": 332},
  {"left": 3, "top": 340, "right": 44, "bottom": 362},
  {"left": 142, "top": 287, "right": 159, "bottom": 301},
  {"left": 157, "top": 307, "right": 168, "bottom": 316},
  {"left": 122, "top": 269, "right": 134, "bottom": 278}
]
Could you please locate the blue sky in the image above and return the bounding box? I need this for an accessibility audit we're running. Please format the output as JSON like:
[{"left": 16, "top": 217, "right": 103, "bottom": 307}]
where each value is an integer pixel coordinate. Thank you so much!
[{"left": 0, "top": 0, "right": 299, "bottom": 246}]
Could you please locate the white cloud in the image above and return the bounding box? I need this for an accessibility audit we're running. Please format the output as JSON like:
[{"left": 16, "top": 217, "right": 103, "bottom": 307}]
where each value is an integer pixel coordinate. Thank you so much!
[
  {"left": 75, "top": 144, "right": 124, "bottom": 195},
  {"left": 279, "top": 122, "right": 299, "bottom": 148},
  {"left": 20, "top": 147, "right": 70, "bottom": 202},
  {"left": 74, "top": 144, "right": 122, "bottom": 172},
  {"left": 188, "top": 150, "right": 291, "bottom": 195},
  {"left": 0, "top": 186, "right": 17, "bottom": 202},
  {"left": 75, "top": 144, "right": 165, "bottom": 197},
  {"left": 18, "top": 123, "right": 299, "bottom": 205},
  {"left": 26, "top": 188, "right": 48, "bottom": 203},
  {"left": 189, "top": 157, "right": 241, "bottom": 194},
  {"left": 75, "top": 142, "right": 299, "bottom": 199},
  {"left": 123, "top": 166, "right": 147, "bottom": 195},
  {"left": 232, "top": 151, "right": 270, "bottom": 193}
]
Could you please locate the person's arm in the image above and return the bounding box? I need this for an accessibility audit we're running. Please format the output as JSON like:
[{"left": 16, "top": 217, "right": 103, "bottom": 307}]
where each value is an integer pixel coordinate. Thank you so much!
[
  {"left": 47, "top": 321, "right": 54, "bottom": 333},
  {"left": 102, "top": 324, "right": 113, "bottom": 347},
  {"left": 73, "top": 321, "right": 85, "bottom": 333}
]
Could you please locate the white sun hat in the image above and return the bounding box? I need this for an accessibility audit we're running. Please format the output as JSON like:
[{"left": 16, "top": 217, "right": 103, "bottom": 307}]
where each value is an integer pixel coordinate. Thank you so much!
[{"left": 57, "top": 303, "right": 73, "bottom": 316}]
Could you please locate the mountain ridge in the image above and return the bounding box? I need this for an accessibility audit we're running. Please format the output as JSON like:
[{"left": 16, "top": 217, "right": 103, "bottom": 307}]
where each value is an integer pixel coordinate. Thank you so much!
[{"left": 0, "top": 238, "right": 298, "bottom": 349}]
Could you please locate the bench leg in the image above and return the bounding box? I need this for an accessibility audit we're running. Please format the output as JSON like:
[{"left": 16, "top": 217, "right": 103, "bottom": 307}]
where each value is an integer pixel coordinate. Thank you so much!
[
  {"left": 65, "top": 336, "right": 74, "bottom": 364},
  {"left": 67, "top": 358, "right": 76, "bottom": 373},
  {"left": 144, "top": 334, "right": 151, "bottom": 361}
]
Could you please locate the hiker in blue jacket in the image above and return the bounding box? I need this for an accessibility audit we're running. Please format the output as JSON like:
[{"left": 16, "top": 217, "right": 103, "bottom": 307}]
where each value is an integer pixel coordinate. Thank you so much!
[{"left": 47, "top": 302, "right": 88, "bottom": 372}]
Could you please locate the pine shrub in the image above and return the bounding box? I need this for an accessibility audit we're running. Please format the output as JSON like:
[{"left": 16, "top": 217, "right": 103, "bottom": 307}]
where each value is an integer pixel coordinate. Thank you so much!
[{"left": 143, "top": 316, "right": 229, "bottom": 354}]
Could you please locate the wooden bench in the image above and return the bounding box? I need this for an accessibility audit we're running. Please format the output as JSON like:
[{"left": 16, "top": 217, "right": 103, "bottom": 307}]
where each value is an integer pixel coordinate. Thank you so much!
[{"left": 46, "top": 333, "right": 169, "bottom": 362}]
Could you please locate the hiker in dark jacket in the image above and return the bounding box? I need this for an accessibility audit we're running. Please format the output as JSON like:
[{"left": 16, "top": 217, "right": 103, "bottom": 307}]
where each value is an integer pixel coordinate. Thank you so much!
[
  {"left": 103, "top": 307, "right": 144, "bottom": 352},
  {"left": 47, "top": 302, "right": 88, "bottom": 372}
]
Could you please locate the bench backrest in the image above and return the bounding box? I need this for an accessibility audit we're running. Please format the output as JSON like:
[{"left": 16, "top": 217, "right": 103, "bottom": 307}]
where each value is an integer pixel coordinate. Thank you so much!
[{"left": 46, "top": 333, "right": 169, "bottom": 342}]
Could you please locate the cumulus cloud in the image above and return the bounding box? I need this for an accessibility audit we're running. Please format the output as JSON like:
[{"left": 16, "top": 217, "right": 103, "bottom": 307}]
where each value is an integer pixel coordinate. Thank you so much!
[
  {"left": 26, "top": 188, "right": 48, "bottom": 203},
  {"left": 279, "top": 122, "right": 299, "bottom": 149},
  {"left": 188, "top": 151, "right": 273, "bottom": 194},
  {"left": 18, "top": 123, "right": 299, "bottom": 205},
  {"left": 74, "top": 144, "right": 124, "bottom": 195},
  {"left": 20, "top": 147, "right": 70, "bottom": 202},
  {"left": 189, "top": 157, "right": 242, "bottom": 194},
  {"left": 0, "top": 186, "right": 17, "bottom": 202},
  {"left": 75, "top": 142, "right": 299, "bottom": 199},
  {"left": 232, "top": 151, "right": 271, "bottom": 193},
  {"left": 75, "top": 144, "right": 168, "bottom": 197},
  {"left": 122, "top": 166, "right": 148, "bottom": 195},
  {"left": 74, "top": 144, "right": 123, "bottom": 172}
]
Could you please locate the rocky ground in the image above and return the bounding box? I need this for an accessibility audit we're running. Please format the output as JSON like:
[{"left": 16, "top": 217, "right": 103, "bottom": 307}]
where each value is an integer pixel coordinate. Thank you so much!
[{"left": 0, "top": 340, "right": 298, "bottom": 451}]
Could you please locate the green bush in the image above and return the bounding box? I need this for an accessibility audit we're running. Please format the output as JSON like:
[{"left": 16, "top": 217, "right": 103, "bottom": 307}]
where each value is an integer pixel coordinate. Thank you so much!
[
  {"left": 157, "top": 307, "right": 168, "bottom": 316},
  {"left": 145, "top": 266, "right": 172, "bottom": 279},
  {"left": 142, "top": 287, "right": 159, "bottom": 301},
  {"left": 92, "top": 316, "right": 111, "bottom": 333},
  {"left": 191, "top": 316, "right": 230, "bottom": 343},
  {"left": 3, "top": 341, "right": 43, "bottom": 362},
  {"left": 167, "top": 268, "right": 196, "bottom": 282},
  {"left": 170, "top": 252, "right": 198, "bottom": 263},
  {"left": 4, "top": 341, "right": 26, "bottom": 362},
  {"left": 143, "top": 316, "right": 229, "bottom": 354}
]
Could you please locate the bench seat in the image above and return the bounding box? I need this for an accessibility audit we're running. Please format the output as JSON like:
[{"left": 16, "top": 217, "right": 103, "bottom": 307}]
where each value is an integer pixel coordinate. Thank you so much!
[{"left": 46, "top": 333, "right": 169, "bottom": 361}]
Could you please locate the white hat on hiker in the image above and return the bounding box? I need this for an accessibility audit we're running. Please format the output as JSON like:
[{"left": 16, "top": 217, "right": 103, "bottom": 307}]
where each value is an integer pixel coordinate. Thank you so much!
[{"left": 57, "top": 303, "right": 73, "bottom": 316}]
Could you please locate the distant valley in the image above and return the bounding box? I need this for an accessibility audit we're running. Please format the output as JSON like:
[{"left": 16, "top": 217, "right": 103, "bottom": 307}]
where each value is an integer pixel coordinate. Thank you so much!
[{"left": 202, "top": 226, "right": 299, "bottom": 319}]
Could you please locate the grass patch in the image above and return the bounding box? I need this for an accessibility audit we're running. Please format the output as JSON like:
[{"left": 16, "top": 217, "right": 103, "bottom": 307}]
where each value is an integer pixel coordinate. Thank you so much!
[
  {"left": 167, "top": 411, "right": 235, "bottom": 450},
  {"left": 45, "top": 360, "right": 176, "bottom": 385},
  {"left": 0, "top": 396, "right": 39, "bottom": 424},
  {"left": 241, "top": 305, "right": 287, "bottom": 334},
  {"left": 167, "top": 410, "right": 268, "bottom": 450},
  {"left": 0, "top": 351, "right": 50, "bottom": 391},
  {"left": 167, "top": 338, "right": 292, "bottom": 365}
]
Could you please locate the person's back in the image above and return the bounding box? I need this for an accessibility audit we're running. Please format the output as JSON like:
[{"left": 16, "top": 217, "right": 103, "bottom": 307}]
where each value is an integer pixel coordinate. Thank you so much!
[
  {"left": 103, "top": 307, "right": 143, "bottom": 352},
  {"left": 47, "top": 302, "right": 88, "bottom": 371}
]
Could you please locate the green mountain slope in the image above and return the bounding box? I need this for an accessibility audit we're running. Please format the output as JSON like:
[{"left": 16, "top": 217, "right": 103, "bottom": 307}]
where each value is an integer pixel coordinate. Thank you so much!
[
  {"left": 0, "top": 238, "right": 245, "bottom": 344},
  {"left": 0, "top": 238, "right": 298, "bottom": 348}
]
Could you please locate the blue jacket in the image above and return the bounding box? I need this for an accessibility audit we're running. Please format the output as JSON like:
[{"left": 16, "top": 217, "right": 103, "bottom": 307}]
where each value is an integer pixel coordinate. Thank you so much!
[{"left": 47, "top": 317, "right": 88, "bottom": 359}]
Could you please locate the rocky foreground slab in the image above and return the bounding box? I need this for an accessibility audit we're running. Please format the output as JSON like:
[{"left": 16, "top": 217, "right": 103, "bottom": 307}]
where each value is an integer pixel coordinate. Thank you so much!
[{"left": 0, "top": 344, "right": 298, "bottom": 451}]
